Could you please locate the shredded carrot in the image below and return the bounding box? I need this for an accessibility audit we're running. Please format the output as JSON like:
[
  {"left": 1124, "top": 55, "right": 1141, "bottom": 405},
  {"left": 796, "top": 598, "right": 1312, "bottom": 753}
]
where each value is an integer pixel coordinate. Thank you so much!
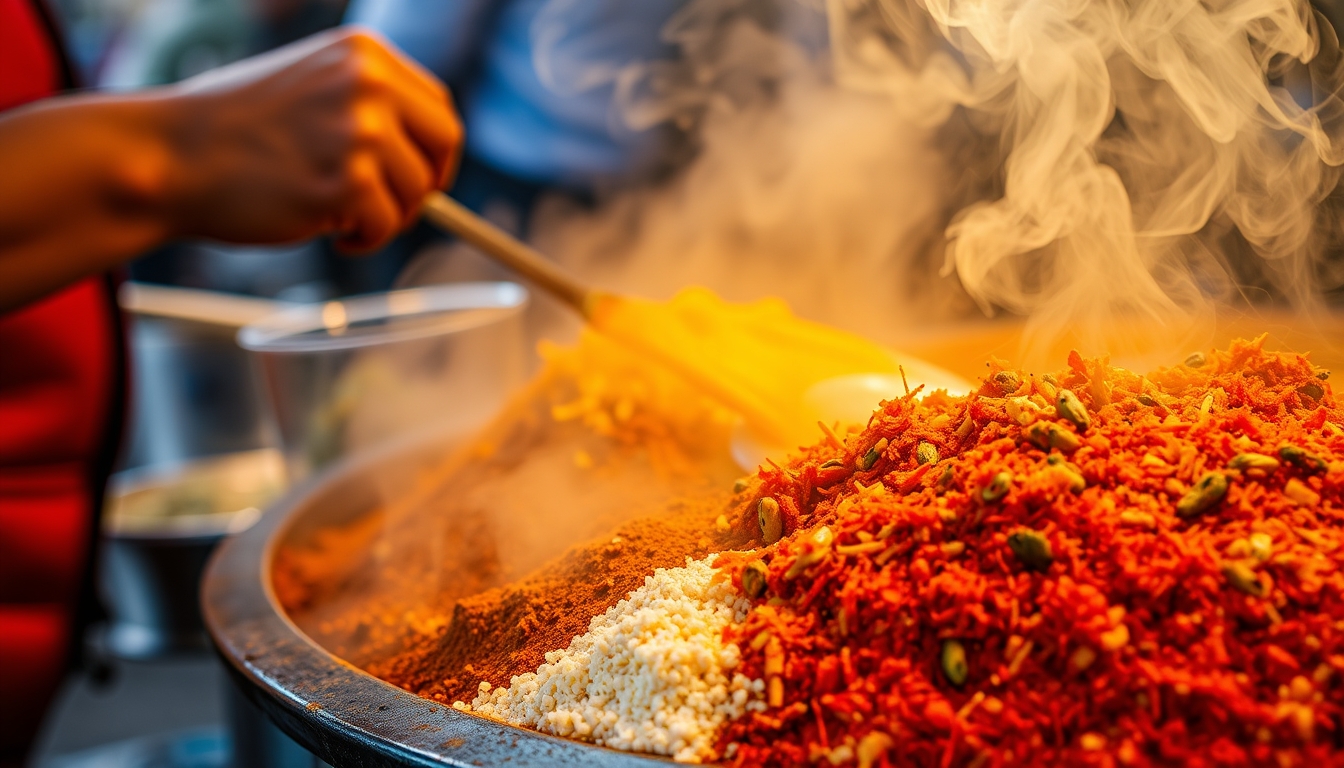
[{"left": 717, "top": 336, "right": 1344, "bottom": 767}]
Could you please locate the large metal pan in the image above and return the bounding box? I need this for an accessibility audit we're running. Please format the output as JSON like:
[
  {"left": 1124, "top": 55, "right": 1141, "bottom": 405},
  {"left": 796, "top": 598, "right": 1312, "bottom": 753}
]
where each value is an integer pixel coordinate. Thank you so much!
[
  {"left": 204, "top": 312, "right": 1344, "bottom": 767},
  {"left": 201, "top": 436, "right": 667, "bottom": 768}
]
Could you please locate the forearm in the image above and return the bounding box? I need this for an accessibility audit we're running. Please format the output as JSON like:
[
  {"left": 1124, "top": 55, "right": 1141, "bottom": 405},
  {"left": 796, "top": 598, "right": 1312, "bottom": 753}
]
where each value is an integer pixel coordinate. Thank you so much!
[
  {"left": 0, "top": 29, "right": 461, "bottom": 314},
  {"left": 0, "top": 92, "right": 180, "bottom": 313}
]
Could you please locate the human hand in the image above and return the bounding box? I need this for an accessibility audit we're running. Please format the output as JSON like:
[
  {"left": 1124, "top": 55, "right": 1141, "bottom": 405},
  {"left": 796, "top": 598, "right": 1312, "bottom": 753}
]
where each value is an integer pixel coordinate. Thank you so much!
[{"left": 163, "top": 26, "right": 461, "bottom": 252}]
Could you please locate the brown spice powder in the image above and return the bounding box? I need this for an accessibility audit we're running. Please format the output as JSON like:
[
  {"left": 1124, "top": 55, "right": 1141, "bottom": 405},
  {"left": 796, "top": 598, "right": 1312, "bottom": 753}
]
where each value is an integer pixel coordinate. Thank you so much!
[
  {"left": 272, "top": 330, "right": 749, "bottom": 704},
  {"left": 372, "top": 493, "right": 753, "bottom": 704}
]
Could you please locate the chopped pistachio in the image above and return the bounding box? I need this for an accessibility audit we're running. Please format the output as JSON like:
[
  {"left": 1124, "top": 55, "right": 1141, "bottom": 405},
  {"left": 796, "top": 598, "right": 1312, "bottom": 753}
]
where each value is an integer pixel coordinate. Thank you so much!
[
  {"left": 1228, "top": 453, "right": 1280, "bottom": 472},
  {"left": 758, "top": 497, "right": 784, "bottom": 544},
  {"left": 1318, "top": 370, "right": 1331, "bottom": 380},
  {"left": 916, "top": 442, "right": 940, "bottom": 466},
  {"left": 1055, "top": 388, "right": 1091, "bottom": 432},
  {"left": 941, "top": 639, "right": 969, "bottom": 686},
  {"left": 856, "top": 437, "right": 889, "bottom": 471},
  {"left": 994, "top": 370, "right": 1022, "bottom": 395},
  {"left": 1053, "top": 464, "right": 1087, "bottom": 493},
  {"left": 1185, "top": 351, "right": 1207, "bottom": 368},
  {"left": 1024, "top": 422, "right": 1082, "bottom": 452},
  {"left": 1299, "top": 382, "right": 1325, "bottom": 401},
  {"left": 1044, "top": 455, "right": 1085, "bottom": 488},
  {"left": 1175, "top": 472, "right": 1229, "bottom": 518},
  {"left": 1280, "top": 444, "right": 1327, "bottom": 473},
  {"left": 1222, "top": 562, "right": 1267, "bottom": 597},
  {"left": 820, "top": 458, "right": 845, "bottom": 470},
  {"left": 981, "top": 472, "right": 1012, "bottom": 503},
  {"left": 732, "top": 477, "right": 750, "bottom": 494},
  {"left": 1007, "top": 529, "right": 1053, "bottom": 571},
  {"left": 1022, "top": 422, "right": 1052, "bottom": 451},
  {"left": 938, "top": 464, "right": 954, "bottom": 489},
  {"left": 741, "top": 561, "right": 769, "bottom": 599}
]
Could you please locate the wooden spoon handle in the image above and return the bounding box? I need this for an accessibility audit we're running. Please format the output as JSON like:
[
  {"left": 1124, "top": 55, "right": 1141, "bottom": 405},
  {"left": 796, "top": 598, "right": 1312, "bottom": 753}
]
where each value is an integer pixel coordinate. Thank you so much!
[{"left": 421, "top": 191, "right": 591, "bottom": 315}]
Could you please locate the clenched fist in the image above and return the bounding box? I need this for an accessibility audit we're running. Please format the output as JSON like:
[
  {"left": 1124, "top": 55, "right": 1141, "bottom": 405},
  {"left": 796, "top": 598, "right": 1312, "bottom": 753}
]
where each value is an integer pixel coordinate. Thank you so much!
[
  {"left": 0, "top": 27, "right": 464, "bottom": 312},
  {"left": 169, "top": 27, "right": 462, "bottom": 252}
]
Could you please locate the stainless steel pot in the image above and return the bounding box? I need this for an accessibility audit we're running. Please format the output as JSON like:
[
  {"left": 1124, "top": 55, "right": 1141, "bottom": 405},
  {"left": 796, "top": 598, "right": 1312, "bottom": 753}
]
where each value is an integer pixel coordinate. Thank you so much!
[
  {"left": 201, "top": 436, "right": 667, "bottom": 767},
  {"left": 102, "top": 449, "right": 284, "bottom": 659}
]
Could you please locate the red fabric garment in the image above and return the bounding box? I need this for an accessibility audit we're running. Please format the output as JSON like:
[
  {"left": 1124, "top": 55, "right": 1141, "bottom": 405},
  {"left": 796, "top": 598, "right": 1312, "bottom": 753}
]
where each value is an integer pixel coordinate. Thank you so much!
[
  {"left": 0, "top": 282, "right": 117, "bottom": 751},
  {"left": 0, "top": 0, "right": 59, "bottom": 112},
  {"left": 0, "top": 2, "right": 121, "bottom": 762}
]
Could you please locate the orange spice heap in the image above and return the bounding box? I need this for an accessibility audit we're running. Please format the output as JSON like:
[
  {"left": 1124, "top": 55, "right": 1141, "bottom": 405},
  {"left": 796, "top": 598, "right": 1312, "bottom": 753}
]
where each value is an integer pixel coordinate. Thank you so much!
[{"left": 717, "top": 337, "right": 1344, "bottom": 767}]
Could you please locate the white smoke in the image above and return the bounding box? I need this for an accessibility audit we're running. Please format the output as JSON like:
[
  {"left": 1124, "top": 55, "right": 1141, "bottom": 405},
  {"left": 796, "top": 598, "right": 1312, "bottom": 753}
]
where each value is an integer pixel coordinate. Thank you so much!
[
  {"left": 525, "top": 0, "right": 1344, "bottom": 358},
  {"left": 528, "top": 0, "right": 971, "bottom": 344}
]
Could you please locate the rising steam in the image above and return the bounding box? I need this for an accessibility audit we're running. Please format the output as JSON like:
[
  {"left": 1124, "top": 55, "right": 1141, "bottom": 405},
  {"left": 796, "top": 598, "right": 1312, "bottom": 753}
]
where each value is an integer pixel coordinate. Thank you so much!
[
  {"left": 527, "top": 0, "right": 970, "bottom": 346},
  {"left": 525, "top": 0, "right": 1344, "bottom": 358}
]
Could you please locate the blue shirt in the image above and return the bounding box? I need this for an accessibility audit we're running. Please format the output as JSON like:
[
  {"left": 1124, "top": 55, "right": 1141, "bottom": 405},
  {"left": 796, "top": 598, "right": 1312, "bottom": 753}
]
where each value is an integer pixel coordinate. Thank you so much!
[{"left": 346, "top": 0, "right": 683, "bottom": 188}]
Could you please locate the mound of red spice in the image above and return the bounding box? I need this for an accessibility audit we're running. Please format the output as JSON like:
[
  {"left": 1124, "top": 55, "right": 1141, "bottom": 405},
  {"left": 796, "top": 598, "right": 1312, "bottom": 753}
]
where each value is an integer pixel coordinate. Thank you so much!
[{"left": 717, "top": 337, "right": 1344, "bottom": 767}]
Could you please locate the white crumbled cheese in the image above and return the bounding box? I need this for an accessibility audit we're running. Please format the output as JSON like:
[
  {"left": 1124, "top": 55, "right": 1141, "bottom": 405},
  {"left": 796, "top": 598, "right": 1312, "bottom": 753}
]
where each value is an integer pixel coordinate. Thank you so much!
[{"left": 462, "top": 556, "right": 765, "bottom": 763}]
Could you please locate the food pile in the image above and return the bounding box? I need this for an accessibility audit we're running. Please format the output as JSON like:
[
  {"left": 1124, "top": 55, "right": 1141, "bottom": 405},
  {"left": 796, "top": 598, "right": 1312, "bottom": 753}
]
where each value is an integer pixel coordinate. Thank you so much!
[
  {"left": 372, "top": 495, "right": 749, "bottom": 706},
  {"left": 463, "top": 557, "right": 765, "bottom": 762},
  {"left": 275, "top": 319, "right": 748, "bottom": 675},
  {"left": 712, "top": 337, "right": 1344, "bottom": 766},
  {"left": 288, "top": 336, "right": 1344, "bottom": 765}
]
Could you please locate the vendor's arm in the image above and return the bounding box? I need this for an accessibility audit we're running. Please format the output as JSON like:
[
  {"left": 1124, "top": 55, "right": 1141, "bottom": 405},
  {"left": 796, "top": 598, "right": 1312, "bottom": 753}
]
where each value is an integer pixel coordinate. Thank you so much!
[{"left": 0, "top": 27, "right": 462, "bottom": 313}]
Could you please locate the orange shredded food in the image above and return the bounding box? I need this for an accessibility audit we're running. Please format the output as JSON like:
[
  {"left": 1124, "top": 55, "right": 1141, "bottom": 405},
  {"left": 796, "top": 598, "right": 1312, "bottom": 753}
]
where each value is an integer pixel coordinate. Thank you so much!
[
  {"left": 717, "top": 337, "right": 1344, "bottom": 767},
  {"left": 538, "top": 328, "right": 739, "bottom": 476}
]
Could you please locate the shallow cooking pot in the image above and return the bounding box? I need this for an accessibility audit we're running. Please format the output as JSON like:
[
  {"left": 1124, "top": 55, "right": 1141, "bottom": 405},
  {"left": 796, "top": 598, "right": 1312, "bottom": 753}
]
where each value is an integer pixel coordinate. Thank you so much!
[
  {"left": 204, "top": 312, "right": 1344, "bottom": 767},
  {"left": 201, "top": 435, "right": 668, "bottom": 768}
]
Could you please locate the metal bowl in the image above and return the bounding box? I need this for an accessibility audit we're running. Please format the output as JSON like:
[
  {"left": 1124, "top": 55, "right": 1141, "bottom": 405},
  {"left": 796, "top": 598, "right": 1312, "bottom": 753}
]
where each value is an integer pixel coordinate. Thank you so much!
[
  {"left": 201, "top": 436, "right": 667, "bottom": 767},
  {"left": 102, "top": 449, "right": 285, "bottom": 659}
]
